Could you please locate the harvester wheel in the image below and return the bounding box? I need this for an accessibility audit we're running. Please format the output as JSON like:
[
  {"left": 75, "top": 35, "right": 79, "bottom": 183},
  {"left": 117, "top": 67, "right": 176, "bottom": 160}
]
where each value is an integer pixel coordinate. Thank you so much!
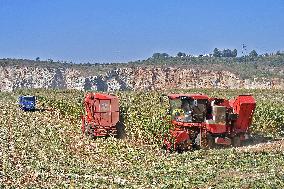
[
  {"left": 232, "top": 136, "right": 241, "bottom": 147},
  {"left": 195, "top": 132, "right": 213, "bottom": 150},
  {"left": 115, "top": 121, "right": 126, "bottom": 139},
  {"left": 176, "top": 139, "right": 192, "bottom": 152},
  {"left": 85, "top": 124, "right": 96, "bottom": 139},
  {"left": 84, "top": 124, "right": 90, "bottom": 135}
]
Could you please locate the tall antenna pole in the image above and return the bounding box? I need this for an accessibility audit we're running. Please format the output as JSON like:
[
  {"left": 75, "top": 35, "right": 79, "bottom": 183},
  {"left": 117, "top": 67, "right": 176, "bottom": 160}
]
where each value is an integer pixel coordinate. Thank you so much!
[
  {"left": 242, "top": 44, "right": 247, "bottom": 56},
  {"left": 242, "top": 44, "right": 247, "bottom": 63}
]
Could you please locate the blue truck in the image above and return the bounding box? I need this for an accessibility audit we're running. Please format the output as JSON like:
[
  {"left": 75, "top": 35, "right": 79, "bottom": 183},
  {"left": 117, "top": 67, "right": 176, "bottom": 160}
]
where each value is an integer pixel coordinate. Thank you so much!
[{"left": 19, "top": 96, "right": 36, "bottom": 111}]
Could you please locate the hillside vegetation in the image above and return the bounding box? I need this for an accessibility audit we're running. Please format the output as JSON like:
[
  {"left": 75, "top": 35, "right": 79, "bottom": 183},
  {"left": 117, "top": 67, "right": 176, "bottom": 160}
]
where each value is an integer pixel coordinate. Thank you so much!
[
  {"left": 1, "top": 89, "right": 284, "bottom": 188},
  {"left": 1, "top": 53, "right": 284, "bottom": 79}
]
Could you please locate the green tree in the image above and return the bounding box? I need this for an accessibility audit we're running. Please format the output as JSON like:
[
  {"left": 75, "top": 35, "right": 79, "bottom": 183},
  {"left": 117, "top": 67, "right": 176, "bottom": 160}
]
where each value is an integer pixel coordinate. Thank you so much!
[
  {"left": 152, "top": 53, "right": 161, "bottom": 59},
  {"left": 152, "top": 53, "right": 169, "bottom": 59},
  {"left": 161, "top": 53, "right": 169, "bottom": 58},
  {"left": 249, "top": 50, "right": 258, "bottom": 58},
  {"left": 222, "top": 49, "right": 233, "bottom": 57},
  {"left": 220, "top": 49, "right": 237, "bottom": 57},
  {"left": 47, "top": 59, "right": 54, "bottom": 63},
  {"left": 213, "top": 48, "right": 221, "bottom": 57},
  {"left": 177, "top": 52, "right": 186, "bottom": 57},
  {"left": 232, "top": 49, "right": 238, "bottom": 57}
]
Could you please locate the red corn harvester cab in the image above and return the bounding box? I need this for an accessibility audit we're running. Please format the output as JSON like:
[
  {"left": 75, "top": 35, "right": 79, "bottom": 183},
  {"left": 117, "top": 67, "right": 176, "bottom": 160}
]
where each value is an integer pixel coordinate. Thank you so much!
[
  {"left": 163, "top": 94, "right": 256, "bottom": 151},
  {"left": 81, "top": 93, "right": 125, "bottom": 138}
]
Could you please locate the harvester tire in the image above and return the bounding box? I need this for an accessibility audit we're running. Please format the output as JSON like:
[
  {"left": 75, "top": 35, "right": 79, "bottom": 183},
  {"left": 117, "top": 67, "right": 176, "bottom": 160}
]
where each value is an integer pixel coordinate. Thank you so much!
[
  {"left": 85, "top": 124, "right": 96, "bottom": 139},
  {"left": 115, "top": 121, "right": 126, "bottom": 139},
  {"left": 195, "top": 132, "right": 213, "bottom": 150},
  {"left": 84, "top": 124, "right": 90, "bottom": 135},
  {"left": 176, "top": 139, "right": 192, "bottom": 152},
  {"left": 232, "top": 136, "right": 241, "bottom": 147}
]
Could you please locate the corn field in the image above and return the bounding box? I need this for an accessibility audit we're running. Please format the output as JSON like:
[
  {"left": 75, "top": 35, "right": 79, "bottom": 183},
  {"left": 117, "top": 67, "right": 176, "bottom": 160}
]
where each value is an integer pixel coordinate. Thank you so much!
[{"left": 1, "top": 89, "right": 284, "bottom": 188}]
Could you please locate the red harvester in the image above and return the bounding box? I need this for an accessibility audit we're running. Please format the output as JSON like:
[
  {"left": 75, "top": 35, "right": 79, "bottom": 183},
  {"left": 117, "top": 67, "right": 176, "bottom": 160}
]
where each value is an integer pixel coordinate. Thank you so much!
[
  {"left": 81, "top": 93, "right": 124, "bottom": 138},
  {"left": 163, "top": 93, "right": 256, "bottom": 151}
]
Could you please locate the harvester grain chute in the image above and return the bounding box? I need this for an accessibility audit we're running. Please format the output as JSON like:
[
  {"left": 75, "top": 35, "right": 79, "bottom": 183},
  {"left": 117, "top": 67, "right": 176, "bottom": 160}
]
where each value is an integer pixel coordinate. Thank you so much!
[
  {"left": 163, "top": 93, "right": 256, "bottom": 151},
  {"left": 81, "top": 92, "right": 125, "bottom": 139}
]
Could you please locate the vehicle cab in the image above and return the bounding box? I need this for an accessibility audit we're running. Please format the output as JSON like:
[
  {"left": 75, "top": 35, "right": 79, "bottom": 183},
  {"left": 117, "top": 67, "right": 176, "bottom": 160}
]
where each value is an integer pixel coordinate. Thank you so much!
[
  {"left": 19, "top": 96, "right": 36, "bottom": 111},
  {"left": 168, "top": 94, "right": 210, "bottom": 124}
]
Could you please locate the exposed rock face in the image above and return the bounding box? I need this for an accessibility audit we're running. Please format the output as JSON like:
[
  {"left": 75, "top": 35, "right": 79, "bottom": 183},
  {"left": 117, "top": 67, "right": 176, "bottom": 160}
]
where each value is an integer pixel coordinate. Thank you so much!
[{"left": 0, "top": 65, "right": 283, "bottom": 92}]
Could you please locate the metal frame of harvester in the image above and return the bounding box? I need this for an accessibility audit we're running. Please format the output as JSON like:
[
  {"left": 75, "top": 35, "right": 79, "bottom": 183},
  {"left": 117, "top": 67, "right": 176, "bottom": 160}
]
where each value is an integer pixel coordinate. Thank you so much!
[
  {"left": 163, "top": 93, "right": 256, "bottom": 151},
  {"left": 81, "top": 92, "right": 124, "bottom": 139},
  {"left": 80, "top": 92, "right": 256, "bottom": 151}
]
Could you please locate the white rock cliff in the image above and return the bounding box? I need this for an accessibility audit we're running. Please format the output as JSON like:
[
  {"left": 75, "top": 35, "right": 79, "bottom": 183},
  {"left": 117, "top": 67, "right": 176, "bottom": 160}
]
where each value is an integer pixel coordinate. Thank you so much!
[{"left": 0, "top": 65, "right": 283, "bottom": 92}]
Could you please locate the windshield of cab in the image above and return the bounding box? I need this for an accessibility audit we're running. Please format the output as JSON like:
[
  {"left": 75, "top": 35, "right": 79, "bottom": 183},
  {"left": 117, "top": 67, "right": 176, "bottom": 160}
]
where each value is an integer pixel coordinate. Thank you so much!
[
  {"left": 169, "top": 99, "right": 182, "bottom": 110},
  {"left": 170, "top": 97, "right": 209, "bottom": 123},
  {"left": 23, "top": 97, "right": 35, "bottom": 101},
  {"left": 169, "top": 98, "right": 192, "bottom": 122}
]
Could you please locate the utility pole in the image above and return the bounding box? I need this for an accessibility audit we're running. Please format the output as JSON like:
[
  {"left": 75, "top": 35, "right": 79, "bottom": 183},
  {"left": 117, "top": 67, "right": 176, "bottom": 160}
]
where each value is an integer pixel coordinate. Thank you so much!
[
  {"left": 242, "top": 44, "right": 247, "bottom": 63},
  {"left": 241, "top": 44, "right": 247, "bottom": 56}
]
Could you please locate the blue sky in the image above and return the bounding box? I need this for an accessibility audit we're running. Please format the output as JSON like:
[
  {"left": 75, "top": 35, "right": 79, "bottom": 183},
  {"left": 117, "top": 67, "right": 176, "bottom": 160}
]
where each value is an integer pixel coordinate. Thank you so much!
[{"left": 0, "top": 0, "right": 283, "bottom": 63}]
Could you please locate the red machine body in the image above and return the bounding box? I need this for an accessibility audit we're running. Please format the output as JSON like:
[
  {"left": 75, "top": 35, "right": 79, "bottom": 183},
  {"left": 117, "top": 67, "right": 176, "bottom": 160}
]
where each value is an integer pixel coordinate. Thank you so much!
[
  {"left": 164, "top": 93, "right": 256, "bottom": 151},
  {"left": 81, "top": 93, "right": 120, "bottom": 137}
]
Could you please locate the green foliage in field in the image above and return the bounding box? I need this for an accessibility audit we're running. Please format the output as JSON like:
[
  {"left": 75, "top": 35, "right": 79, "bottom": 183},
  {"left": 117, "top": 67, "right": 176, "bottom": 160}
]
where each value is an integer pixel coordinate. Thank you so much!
[
  {"left": 19, "top": 88, "right": 284, "bottom": 139},
  {"left": 1, "top": 89, "right": 284, "bottom": 188},
  {"left": 2, "top": 53, "right": 284, "bottom": 79}
]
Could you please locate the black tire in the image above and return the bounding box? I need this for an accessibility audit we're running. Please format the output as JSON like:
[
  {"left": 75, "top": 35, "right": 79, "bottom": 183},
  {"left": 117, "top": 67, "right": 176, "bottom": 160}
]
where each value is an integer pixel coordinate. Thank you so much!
[
  {"left": 85, "top": 124, "right": 96, "bottom": 139},
  {"left": 84, "top": 124, "right": 90, "bottom": 135},
  {"left": 195, "top": 133, "right": 201, "bottom": 147},
  {"left": 115, "top": 121, "right": 126, "bottom": 139},
  {"left": 176, "top": 139, "right": 192, "bottom": 153},
  {"left": 232, "top": 136, "right": 241, "bottom": 147},
  {"left": 195, "top": 132, "right": 214, "bottom": 150}
]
